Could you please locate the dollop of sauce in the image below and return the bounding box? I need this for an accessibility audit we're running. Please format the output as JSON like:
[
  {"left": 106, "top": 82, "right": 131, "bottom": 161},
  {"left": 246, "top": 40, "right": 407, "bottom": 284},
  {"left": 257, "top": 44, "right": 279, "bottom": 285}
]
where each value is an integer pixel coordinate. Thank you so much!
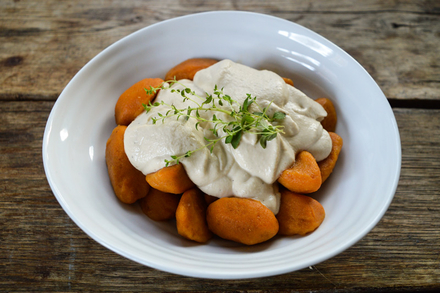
[{"left": 124, "top": 60, "right": 331, "bottom": 214}]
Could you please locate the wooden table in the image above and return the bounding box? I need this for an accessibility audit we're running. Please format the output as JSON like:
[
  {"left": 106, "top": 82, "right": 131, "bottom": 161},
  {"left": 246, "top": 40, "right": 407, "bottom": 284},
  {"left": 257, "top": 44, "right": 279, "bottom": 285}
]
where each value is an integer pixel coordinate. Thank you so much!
[{"left": 1, "top": 1, "right": 439, "bottom": 291}]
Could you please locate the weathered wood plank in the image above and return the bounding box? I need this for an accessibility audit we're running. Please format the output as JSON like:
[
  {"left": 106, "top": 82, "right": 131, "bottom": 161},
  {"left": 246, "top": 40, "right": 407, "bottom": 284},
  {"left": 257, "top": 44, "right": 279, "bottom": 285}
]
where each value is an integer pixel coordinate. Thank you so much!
[
  {"left": 1, "top": 101, "right": 439, "bottom": 291},
  {"left": 1, "top": 1, "right": 439, "bottom": 291},
  {"left": 1, "top": 0, "right": 439, "bottom": 101}
]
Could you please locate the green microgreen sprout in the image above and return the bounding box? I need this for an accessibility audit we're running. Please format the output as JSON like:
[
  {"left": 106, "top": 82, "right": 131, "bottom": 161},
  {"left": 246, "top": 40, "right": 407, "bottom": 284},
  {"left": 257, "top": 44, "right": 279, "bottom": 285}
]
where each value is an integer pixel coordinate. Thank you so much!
[{"left": 143, "top": 79, "right": 286, "bottom": 166}]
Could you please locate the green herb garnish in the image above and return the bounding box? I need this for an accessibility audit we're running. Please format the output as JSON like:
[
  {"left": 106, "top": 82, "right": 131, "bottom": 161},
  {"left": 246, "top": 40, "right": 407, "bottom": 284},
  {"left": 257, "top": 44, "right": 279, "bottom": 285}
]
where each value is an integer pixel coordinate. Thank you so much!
[{"left": 143, "top": 80, "right": 286, "bottom": 166}]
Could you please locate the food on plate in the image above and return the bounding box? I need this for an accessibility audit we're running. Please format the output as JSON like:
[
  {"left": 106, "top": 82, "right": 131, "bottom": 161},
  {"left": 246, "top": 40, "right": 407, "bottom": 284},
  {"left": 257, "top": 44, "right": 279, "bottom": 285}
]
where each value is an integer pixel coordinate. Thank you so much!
[
  {"left": 204, "top": 194, "right": 218, "bottom": 205},
  {"left": 115, "top": 78, "right": 163, "bottom": 126},
  {"left": 278, "top": 151, "right": 323, "bottom": 194},
  {"left": 105, "top": 58, "right": 343, "bottom": 245},
  {"left": 124, "top": 59, "right": 332, "bottom": 214},
  {"left": 145, "top": 163, "right": 195, "bottom": 194},
  {"left": 318, "top": 132, "right": 343, "bottom": 183},
  {"left": 176, "top": 188, "right": 212, "bottom": 243},
  {"left": 206, "top": 197, "right": 279, "bottom": 245},
  {"left": 282, "top": 77, "right": 294, "bottom": 87},
  {"left": 105, "top": 125, "right": 150, "bottom": 204},
  {"left": 164, "top": 58, "right": 218, "bottom": 81},
  {"left": 276, "top": 189, "right": 325, "bottom": 236},
  {"left": 315, "top": 97, "right": 337, "bottom": 132},
  {"left": 139, "top": 188, "right": 180, "bottom": 221}
]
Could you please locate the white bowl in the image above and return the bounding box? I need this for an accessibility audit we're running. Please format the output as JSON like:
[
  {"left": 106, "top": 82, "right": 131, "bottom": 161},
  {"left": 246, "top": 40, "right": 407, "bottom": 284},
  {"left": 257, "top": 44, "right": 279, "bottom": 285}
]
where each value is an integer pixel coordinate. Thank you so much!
[{"left": 42, "top": 11, "right": 401, "bottom": 279}]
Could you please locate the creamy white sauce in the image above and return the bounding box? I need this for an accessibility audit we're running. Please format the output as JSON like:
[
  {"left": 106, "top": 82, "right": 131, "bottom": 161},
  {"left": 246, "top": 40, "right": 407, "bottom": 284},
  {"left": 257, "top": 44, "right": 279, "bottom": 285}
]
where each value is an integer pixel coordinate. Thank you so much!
[{"left": 124, "top": 60, "right": 331, "bottom": 214}]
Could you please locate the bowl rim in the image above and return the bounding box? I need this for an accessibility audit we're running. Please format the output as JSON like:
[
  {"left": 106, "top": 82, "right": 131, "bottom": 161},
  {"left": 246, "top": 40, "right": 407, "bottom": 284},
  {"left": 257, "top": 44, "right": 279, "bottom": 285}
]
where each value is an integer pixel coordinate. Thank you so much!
[{"left": 42, "top": 10, "right": 401, "bottom": 279}]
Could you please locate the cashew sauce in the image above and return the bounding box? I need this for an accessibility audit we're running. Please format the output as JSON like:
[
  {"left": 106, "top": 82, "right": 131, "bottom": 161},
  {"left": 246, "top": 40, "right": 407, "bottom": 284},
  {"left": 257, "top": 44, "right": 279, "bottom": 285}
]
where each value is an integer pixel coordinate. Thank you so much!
[{"left": 124, "top": 60, "right": 331, "bottom": 214}]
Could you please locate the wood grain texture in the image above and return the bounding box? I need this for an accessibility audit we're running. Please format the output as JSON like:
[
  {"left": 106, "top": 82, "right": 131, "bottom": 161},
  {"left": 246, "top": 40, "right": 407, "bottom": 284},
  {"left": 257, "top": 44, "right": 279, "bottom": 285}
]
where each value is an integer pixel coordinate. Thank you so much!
[
  {"left": 1, "top": 0, "right": 440, "bottom": 292},
  {"left": 0, "top": 0, "right": 439, "bottom": 101},
  {"left": 1, "top": 101, "right": 439, "bottom": 291}
]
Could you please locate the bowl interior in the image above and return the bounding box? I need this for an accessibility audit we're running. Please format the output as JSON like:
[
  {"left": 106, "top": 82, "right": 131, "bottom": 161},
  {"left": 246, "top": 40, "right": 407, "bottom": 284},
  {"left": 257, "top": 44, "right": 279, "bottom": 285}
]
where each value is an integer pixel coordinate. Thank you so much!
[{"left": 43, "top": 11, "right": 401, "bottom": 279}]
